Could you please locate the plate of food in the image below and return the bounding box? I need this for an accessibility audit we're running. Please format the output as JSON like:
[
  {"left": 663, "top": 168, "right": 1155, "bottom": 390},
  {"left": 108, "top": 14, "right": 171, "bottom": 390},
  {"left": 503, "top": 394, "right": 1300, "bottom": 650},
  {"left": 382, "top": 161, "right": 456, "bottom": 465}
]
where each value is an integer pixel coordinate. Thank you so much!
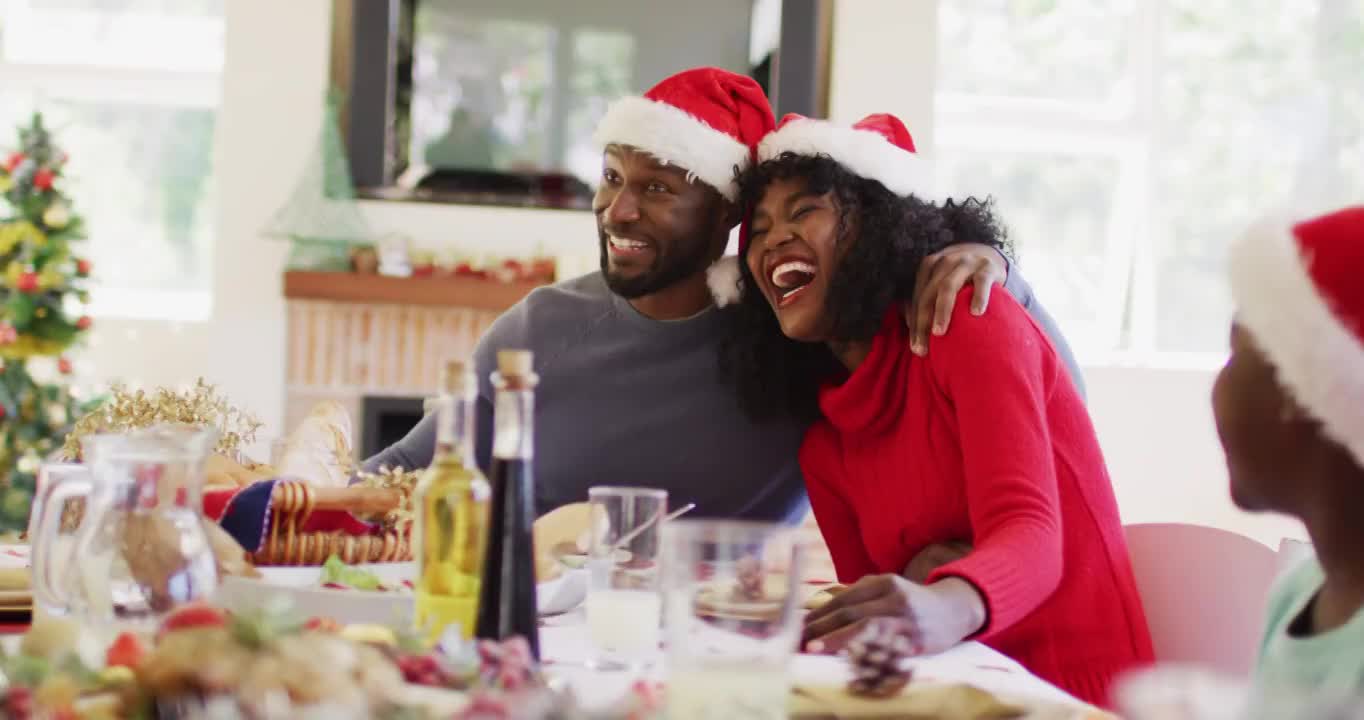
[{"left": 216, "top": 554, "right": 588, "bottom": 627}]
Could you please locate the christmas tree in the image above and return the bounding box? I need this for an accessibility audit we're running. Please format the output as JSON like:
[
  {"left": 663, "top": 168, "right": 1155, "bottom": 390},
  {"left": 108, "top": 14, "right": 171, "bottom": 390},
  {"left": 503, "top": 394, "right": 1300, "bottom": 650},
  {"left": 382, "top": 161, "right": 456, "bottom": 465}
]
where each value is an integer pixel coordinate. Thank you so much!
[{"left": 0, "top": 113, "right": 98, "bottom": 533}]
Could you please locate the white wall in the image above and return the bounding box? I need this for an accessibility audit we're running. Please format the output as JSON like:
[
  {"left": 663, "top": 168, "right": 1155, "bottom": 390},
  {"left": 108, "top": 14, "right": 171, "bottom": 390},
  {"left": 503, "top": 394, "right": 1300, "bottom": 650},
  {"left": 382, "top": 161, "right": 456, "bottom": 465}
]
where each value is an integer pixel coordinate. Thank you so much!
[
  {"left": 82, "top": 0, "right": 601, "bottom": 449},
  {"left": 80, "top": 0, "right": 1304, "bottom": 547}
]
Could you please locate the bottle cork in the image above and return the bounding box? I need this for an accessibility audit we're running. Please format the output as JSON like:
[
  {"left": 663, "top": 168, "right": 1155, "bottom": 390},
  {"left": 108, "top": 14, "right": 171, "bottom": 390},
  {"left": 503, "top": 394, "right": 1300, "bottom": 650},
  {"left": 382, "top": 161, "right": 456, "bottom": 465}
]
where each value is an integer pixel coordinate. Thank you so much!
[{"left": 497, "top": 350, "right": 534, "bottom": 377}]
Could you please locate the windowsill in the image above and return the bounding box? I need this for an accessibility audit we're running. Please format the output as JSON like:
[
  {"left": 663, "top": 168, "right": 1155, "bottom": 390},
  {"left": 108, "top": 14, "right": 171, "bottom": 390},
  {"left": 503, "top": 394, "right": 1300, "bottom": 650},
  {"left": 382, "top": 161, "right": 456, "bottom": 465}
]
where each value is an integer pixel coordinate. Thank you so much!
[
  {"left": 86, "top": 287, "right": 212, "bottom": 323},
  {"left": 356, "top": 185, "right": 592, "bottom": 212},
  {"left": 1079, "top": 350, "right": 1227, "bottom": 373}
]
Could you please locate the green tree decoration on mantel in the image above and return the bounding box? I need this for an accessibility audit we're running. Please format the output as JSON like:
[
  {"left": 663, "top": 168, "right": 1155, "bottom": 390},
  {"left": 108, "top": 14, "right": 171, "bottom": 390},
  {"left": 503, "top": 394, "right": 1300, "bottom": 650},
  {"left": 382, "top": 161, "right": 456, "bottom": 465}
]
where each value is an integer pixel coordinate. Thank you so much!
[{"left": 263, "top": 89, "right": 374, "bottom": 271}]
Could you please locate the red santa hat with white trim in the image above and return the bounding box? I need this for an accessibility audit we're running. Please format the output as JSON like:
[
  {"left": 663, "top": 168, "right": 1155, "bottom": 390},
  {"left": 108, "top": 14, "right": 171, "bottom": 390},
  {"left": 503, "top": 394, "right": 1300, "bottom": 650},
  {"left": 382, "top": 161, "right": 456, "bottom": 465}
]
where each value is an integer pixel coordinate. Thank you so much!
[
  {"left": 593, "top": 67, "right": 774, "bottom": 202},
  {"left": 1229, "top": 206, "right": 1364, "bottom": 468},
  {"left": 707, "top": 112, "right": 931, "bottom": 306}
]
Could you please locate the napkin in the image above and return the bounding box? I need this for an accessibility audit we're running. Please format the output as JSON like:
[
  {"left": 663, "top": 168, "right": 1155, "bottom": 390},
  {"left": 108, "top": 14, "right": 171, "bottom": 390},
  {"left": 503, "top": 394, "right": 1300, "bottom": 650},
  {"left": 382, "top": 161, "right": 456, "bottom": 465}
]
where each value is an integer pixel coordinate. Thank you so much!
[{"left": 791, "top": 681, "right": 1025, "bottom": 719}]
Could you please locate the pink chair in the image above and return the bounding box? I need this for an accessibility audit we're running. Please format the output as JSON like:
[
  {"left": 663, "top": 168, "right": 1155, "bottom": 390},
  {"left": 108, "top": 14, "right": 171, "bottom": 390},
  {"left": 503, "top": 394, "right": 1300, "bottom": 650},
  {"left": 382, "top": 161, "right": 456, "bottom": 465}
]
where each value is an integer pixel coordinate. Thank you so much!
[{"left": 1124, "top": 523, "right": 1280, "bottom": 677}]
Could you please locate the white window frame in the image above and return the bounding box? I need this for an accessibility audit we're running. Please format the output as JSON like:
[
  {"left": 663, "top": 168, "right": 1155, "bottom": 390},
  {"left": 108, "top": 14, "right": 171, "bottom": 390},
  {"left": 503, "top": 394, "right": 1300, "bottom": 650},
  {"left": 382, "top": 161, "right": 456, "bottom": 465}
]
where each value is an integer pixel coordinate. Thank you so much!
[
  {"left": 0, "top": 0, "right": 223, "bottom": 323},
  {"left": 932, "top": 0, "right": 1229, "bottom": 371}
]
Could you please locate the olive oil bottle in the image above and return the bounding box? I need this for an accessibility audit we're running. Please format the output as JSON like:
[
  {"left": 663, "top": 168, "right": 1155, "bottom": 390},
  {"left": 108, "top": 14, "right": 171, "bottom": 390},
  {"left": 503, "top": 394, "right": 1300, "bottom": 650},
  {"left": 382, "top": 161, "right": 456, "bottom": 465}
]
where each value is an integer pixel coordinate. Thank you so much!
[{"left": 413, "top": 360, "right": 491, "bottom": 641}]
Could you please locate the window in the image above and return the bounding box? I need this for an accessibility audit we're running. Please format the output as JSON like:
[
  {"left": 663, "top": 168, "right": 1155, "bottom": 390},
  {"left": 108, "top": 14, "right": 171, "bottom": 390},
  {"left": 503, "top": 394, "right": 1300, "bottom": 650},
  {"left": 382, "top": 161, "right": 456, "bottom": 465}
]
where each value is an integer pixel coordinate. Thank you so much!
[
  {"left": 0, "top": 0, "right": 224, "bottom": 322},
  {"left": 935, "top": 0, "right": 1364, "bottom": 364}
]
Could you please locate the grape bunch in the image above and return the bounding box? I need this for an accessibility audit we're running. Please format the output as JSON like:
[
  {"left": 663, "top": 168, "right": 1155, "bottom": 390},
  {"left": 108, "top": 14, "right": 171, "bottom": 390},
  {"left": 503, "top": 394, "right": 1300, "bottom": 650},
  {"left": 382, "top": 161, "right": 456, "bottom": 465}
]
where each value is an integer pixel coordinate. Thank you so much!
[
  {"left": 477, "top": 637, "right": 537, "bottom": 692},
  {"left": 394, "top": 653, "right": 447, "bottom": 687}
]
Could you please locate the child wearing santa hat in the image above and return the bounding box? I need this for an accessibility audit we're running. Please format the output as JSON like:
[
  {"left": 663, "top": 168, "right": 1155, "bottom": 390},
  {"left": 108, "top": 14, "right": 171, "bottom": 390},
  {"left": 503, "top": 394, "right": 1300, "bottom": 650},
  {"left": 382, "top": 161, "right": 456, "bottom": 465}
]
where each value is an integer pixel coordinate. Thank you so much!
[{"left": 1214, "top": 206, "right": 1364, "bottom": 713}]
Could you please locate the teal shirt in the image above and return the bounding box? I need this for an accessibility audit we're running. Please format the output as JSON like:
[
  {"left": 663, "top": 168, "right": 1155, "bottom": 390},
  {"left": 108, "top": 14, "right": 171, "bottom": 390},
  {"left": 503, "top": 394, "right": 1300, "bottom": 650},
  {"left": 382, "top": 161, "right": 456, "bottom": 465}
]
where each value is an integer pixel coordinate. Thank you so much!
[{"left": 1252, "top": 557, "right": 1364, "bottom": 715}]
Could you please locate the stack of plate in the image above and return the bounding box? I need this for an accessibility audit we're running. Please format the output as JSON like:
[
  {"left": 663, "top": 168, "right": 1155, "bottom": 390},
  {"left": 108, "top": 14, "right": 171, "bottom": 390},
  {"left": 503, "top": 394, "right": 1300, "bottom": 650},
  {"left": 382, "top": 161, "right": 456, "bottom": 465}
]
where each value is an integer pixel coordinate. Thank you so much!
[{"left": 0, "top": 544, "right": 32, "bottom": 623}]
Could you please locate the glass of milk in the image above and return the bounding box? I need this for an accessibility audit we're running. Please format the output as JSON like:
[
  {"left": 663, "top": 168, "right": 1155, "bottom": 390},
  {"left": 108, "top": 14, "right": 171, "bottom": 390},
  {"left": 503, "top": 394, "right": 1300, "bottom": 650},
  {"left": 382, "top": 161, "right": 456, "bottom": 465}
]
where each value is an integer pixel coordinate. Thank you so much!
[
  {"left": 662, "top": 520, "right": 804, "bottom": 720},
  {"left": 584, "top": 486, "right": 668, "bottom": 671}
]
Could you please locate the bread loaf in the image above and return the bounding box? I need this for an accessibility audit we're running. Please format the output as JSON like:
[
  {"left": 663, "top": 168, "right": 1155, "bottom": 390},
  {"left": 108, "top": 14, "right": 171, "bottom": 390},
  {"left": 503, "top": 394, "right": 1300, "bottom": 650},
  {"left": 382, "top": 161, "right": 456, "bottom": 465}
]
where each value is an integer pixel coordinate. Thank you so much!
[
  {"left": 273, "top": 401, "right": 354, "bottom": 488},
  {"left": 531, "top": 502, "right": 596, "bottom": 583}
]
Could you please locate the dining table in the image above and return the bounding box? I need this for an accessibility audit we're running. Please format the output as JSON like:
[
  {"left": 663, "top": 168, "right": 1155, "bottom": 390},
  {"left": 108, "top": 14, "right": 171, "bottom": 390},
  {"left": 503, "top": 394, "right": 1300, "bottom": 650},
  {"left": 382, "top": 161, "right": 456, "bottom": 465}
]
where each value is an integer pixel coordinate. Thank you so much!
[
  {"left": 536, "top": 607, "right": 1112, "bottom": 719},
  {"left": 2, "top": 536, "right": 1115, "bottom": 719}
]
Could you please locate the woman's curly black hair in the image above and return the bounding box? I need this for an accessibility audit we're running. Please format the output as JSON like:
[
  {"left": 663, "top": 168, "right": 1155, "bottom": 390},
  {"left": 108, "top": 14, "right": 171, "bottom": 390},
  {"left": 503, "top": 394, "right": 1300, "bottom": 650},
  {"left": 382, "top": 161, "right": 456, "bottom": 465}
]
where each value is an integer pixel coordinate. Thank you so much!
[{"left": 719, "top": 152, "right": 1012, "bottom": 424}]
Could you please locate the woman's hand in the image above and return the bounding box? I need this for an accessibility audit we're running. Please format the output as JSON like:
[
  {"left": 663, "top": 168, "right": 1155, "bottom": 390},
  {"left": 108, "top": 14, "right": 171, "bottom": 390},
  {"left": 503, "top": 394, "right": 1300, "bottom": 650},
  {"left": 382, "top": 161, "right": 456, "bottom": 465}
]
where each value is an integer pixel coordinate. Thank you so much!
[
  {"left": 802, "top": 574, "right": 986, "bottom": 655},
  {"left": 903, "top": 540, "right": 973, "bottom": 583},
  {"left": 904, "top": 245, "right": 1009, "bottom": 356}
]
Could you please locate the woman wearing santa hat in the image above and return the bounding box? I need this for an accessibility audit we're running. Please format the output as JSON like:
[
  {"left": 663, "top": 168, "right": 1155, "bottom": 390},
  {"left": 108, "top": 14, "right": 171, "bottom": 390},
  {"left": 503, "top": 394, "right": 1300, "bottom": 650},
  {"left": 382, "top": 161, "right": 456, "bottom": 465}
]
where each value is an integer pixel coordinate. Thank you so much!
[
  {"left": 716, "top": 112, "right": 1153, "bottom": 705},
  {"left": 1214, "top": 207, "right": 1364, "bottom": 713}
]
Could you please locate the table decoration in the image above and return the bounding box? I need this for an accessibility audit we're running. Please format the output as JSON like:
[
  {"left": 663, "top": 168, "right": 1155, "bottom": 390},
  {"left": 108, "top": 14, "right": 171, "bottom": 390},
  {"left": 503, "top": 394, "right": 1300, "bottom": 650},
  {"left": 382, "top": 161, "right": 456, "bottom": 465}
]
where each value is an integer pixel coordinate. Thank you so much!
[
  {"left": 846, "top": 617, "right": 915, "bottom": 698},
  {"left": 0, "top": 600, "right": 578, "bottom": 719}
]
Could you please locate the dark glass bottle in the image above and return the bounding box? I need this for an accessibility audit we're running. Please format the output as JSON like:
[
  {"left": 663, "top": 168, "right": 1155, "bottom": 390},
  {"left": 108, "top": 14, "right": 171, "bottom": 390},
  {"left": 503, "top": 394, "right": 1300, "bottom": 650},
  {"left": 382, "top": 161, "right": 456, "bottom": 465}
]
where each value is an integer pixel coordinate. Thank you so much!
[{"left": 474, "top": 349, "right": 541, "bottom": 658}]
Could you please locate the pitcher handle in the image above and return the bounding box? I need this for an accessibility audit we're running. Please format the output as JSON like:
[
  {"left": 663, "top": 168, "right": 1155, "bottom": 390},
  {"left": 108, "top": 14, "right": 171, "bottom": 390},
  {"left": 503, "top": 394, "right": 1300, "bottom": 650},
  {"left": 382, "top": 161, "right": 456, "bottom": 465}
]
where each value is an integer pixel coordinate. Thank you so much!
[{"left": 29, "top": 463, "right": 93, "bottom": 616}]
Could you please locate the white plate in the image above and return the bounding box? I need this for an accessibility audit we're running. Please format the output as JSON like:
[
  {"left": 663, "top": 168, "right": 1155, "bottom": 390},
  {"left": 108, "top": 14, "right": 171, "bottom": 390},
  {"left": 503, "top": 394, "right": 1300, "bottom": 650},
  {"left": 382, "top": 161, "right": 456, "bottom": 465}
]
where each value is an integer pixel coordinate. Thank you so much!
[{"left": 216, "top": 563, "right": 587, "bottom": 626}]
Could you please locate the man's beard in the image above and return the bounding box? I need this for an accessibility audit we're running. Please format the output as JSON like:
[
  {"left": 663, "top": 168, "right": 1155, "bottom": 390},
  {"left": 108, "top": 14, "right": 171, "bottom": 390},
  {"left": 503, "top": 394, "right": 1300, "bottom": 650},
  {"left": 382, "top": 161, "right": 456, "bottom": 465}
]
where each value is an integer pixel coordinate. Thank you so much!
[{"left": 599, "top": 232, "right": 715, "bottom": 299}]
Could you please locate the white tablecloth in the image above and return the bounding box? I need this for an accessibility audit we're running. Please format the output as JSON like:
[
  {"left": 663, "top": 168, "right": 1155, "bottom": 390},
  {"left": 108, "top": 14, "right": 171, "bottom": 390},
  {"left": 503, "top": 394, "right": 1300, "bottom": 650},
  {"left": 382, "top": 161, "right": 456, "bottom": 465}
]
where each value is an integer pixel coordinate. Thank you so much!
[{"left": 539, "top": 608, "right": 1085, "bottom": 713}]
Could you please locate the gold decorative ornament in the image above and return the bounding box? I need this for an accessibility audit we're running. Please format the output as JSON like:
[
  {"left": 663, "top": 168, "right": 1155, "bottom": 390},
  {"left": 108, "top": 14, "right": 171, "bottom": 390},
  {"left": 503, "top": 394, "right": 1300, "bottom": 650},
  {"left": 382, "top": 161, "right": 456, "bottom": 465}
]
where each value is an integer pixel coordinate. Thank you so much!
[{"left": 62, "top": 378, "right": 263, "bottom": 460}]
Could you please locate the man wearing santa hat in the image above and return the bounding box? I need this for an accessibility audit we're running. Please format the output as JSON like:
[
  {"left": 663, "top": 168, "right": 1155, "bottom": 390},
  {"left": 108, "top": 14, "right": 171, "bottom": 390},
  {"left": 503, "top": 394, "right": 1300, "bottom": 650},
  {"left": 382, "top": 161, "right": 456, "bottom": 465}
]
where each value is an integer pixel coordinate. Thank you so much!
[{"left": 362, "top": 67, "right": 1081, "bottom": 522}]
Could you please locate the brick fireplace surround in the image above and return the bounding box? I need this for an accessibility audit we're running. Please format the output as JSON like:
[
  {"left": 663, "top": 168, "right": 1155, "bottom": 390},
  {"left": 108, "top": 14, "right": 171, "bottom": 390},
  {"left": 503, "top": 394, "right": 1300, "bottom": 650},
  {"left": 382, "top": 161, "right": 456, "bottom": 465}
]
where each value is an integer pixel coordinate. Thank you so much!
[{"left": 282, "top": 271, "right": 541, "bottom": 454}]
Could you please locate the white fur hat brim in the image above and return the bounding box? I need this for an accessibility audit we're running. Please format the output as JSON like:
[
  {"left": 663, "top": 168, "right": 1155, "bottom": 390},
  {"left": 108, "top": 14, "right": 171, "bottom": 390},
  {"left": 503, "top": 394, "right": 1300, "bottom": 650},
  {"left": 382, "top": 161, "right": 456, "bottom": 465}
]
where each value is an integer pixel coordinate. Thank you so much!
[
  {"left": 757, "top": 117, "right": 930, "bottom": 197},
  {"left": 706, "top": 255, "right": 743, "bottom": 307},
  {"left": 1229, "top": 215, "right": 1364, "bottom": 468},
  {"left": 593, "top": 96, "right": 750, "bottom": 202}
]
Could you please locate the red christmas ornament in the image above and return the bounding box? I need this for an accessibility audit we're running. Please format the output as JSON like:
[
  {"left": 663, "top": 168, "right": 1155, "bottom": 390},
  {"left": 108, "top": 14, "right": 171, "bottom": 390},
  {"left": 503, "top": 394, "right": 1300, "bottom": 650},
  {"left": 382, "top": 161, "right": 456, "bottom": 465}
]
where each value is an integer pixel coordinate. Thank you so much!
[
  {"left": 2, "top": 152, "right": 23, "bottom": 173},
  {"left": 76, "top": 316, "right": 92, "bottom": 331},
  {"left": 15, "top": 272, "right": 38, "bottom": 293},
  {"left": 33, "top": 168, "right": 54, "bottom": 191},
  {"left": 58, "top": 357, "right": 72, "bottom": 374},
  {"left": 75, "top": 258, "right": 92, "bottom": 277},
  {"left": 0, "top": 405, "right": 5, "bottom": 420}
]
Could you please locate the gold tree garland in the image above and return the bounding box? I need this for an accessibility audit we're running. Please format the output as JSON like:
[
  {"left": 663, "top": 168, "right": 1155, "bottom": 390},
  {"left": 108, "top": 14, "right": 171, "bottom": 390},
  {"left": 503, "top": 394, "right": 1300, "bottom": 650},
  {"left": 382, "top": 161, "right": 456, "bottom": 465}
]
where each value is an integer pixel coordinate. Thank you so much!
[{"left": 61, "top": 379, "right": 263, "bottom": 460}]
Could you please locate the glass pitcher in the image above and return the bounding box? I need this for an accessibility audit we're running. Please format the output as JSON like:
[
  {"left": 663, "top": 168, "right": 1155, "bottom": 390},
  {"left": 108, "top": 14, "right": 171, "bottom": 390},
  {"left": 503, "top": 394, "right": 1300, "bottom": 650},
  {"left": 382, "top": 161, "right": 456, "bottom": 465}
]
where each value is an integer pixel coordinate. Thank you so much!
[{"left": 30, "top": 424, "right": 220, "bottom": 625}]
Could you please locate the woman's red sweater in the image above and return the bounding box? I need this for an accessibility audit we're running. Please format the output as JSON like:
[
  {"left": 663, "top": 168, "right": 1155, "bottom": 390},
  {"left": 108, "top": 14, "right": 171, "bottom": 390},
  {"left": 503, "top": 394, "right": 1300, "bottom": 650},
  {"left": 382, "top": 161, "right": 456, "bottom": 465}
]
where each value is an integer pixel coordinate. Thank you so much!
[{"left": 800, "top": 289, "right": 1153, "bottom": 705}]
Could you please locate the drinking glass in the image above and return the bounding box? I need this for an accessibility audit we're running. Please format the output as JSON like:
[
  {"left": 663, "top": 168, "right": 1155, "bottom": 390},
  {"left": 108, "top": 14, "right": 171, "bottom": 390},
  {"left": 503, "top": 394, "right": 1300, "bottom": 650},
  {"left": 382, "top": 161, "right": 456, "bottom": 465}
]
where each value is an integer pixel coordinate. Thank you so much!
[
  {"left": 584, "top": 486, "right": 667, "bottom": 671},
  {"left": 663, "top": 520, "right": 804, "bottom": 720}
]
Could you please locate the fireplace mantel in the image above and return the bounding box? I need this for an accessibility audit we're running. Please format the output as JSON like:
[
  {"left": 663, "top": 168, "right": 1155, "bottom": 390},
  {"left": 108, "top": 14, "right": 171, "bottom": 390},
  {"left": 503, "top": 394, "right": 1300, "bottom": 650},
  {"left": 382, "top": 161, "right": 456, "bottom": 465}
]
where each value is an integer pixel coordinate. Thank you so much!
[{"left": 282, "top": 271, "right": 542, "bottom": 312}]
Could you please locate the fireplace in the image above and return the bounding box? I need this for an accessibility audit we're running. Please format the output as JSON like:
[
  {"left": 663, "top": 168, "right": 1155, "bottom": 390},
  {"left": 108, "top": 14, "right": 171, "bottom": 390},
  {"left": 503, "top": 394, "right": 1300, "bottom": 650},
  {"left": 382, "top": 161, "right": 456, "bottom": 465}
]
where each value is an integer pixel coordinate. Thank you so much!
[
  {"left": 360, "top": 395, "right": 428, "bottom": 459},
  {"left": 282, "top": 271, "right": 542, "bottom": 465}
]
